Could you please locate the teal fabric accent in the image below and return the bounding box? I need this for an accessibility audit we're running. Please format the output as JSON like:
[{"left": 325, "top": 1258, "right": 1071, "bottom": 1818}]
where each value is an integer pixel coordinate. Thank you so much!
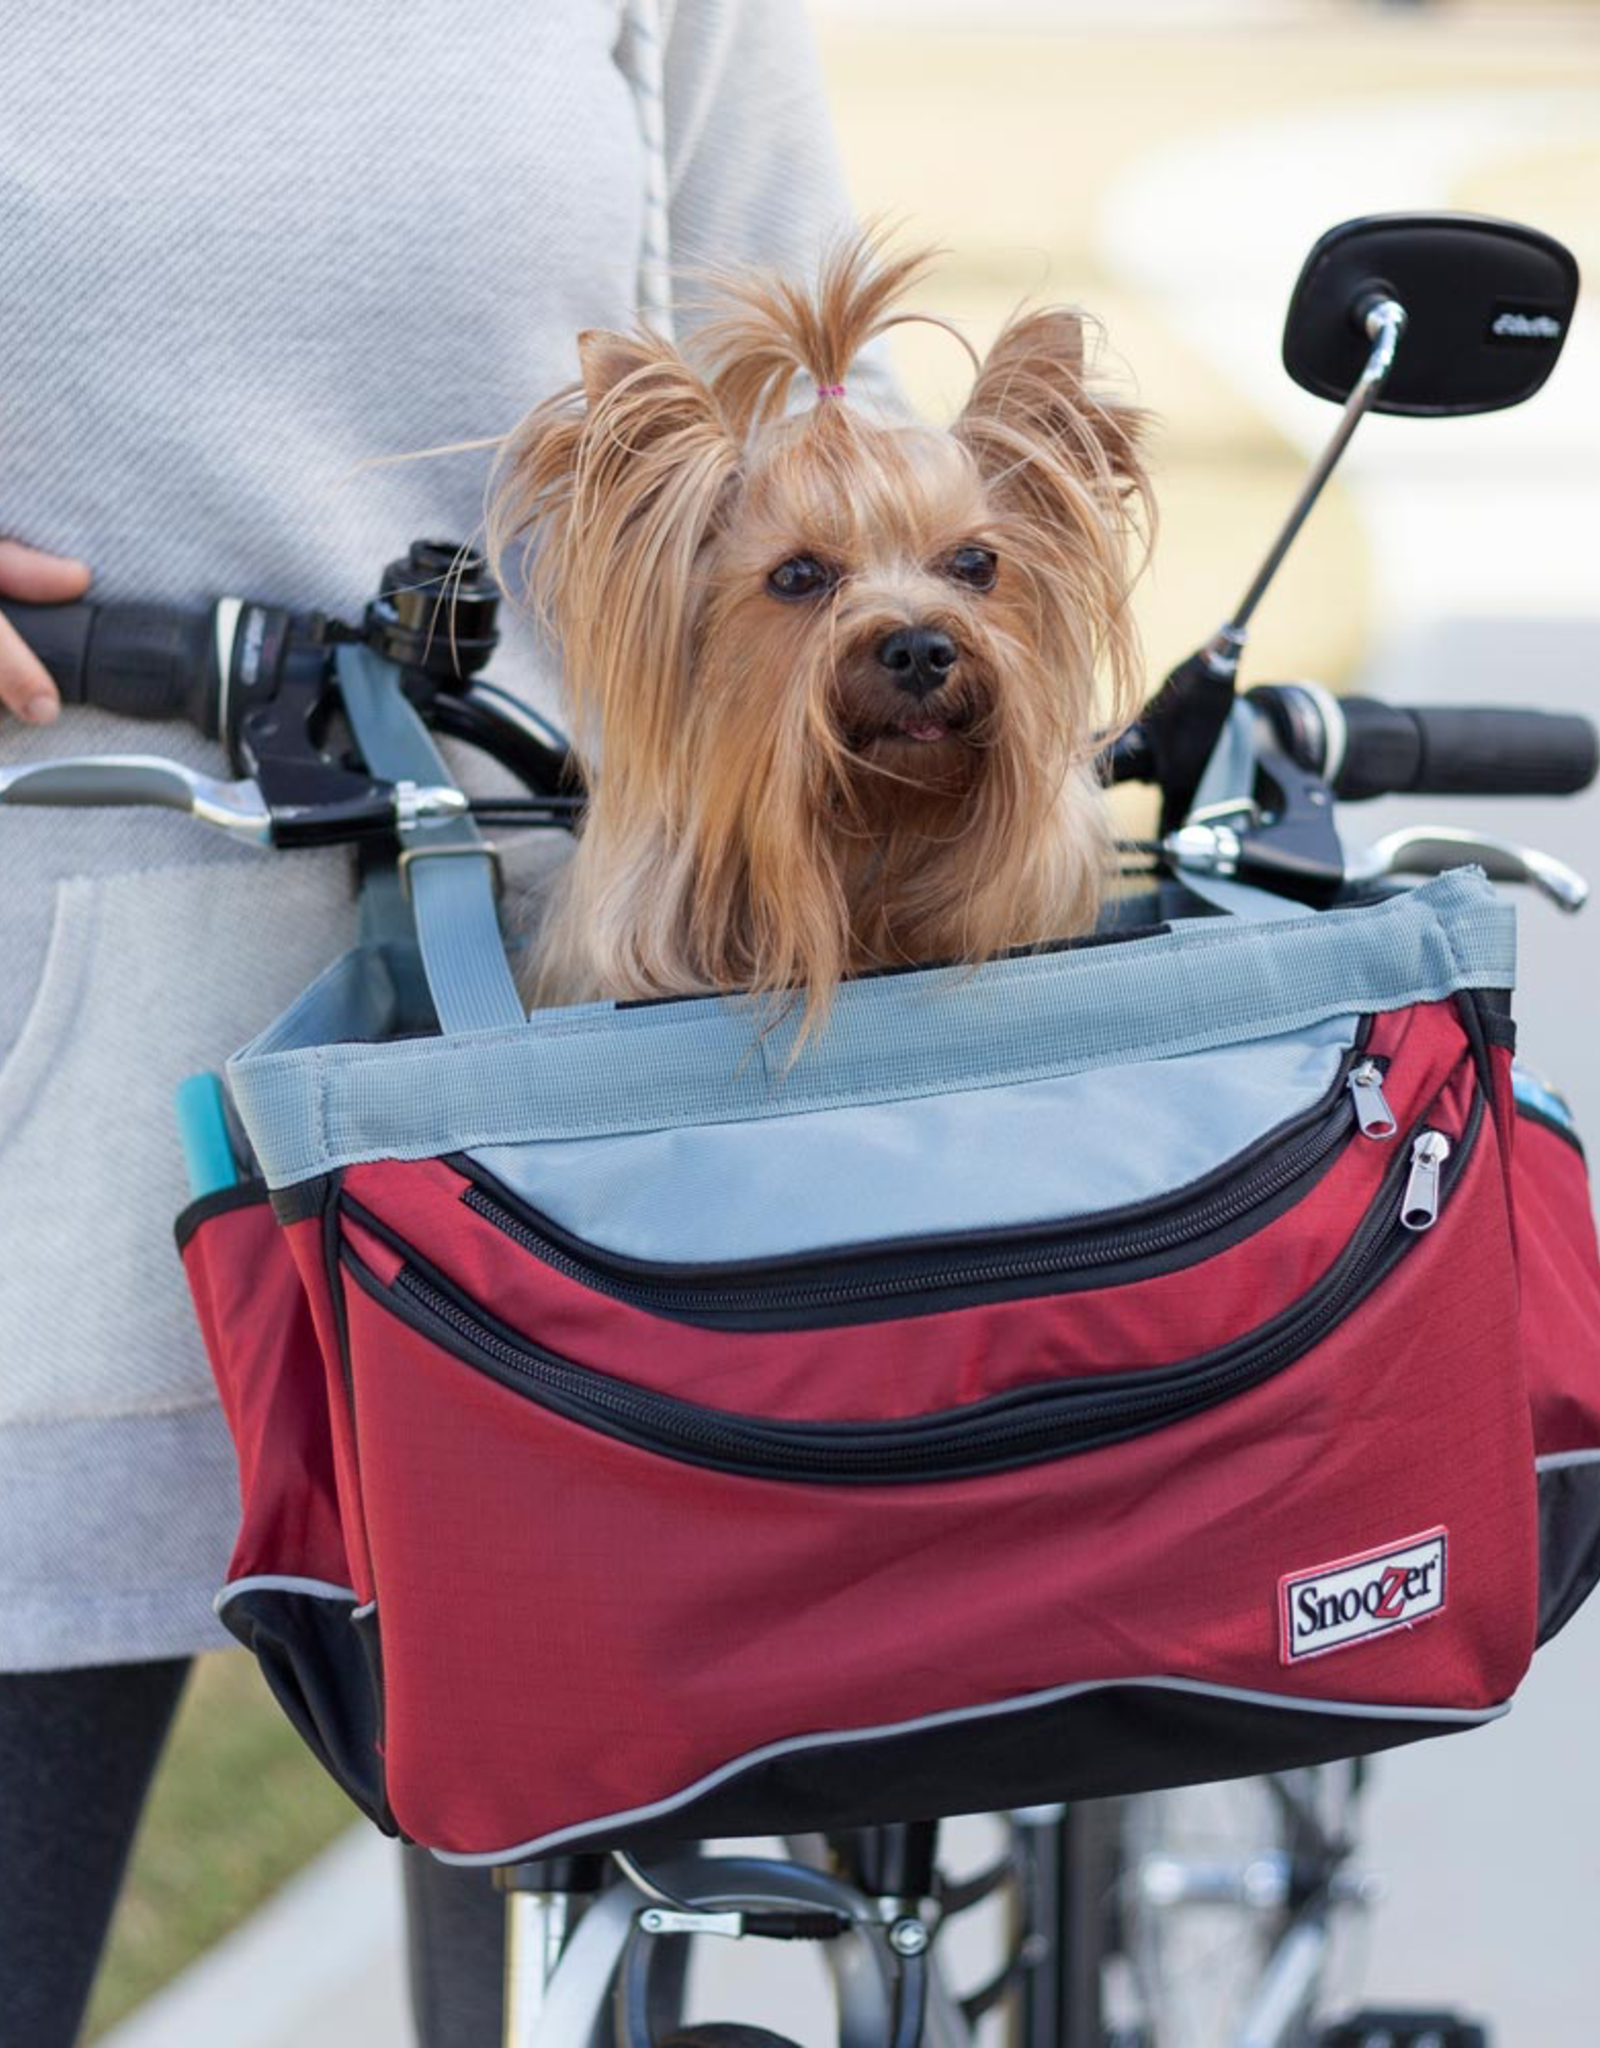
[
  {"left": 173, "top": 1073, "right": 239, "bottom": 1199},
  {"left": 1512, "top": 1061, "right": 1580, "bottom": 1138},
  {"left": 227, "top": 870, "right": 1516, "bottom": 1190},
  {"left": 334, "top": 645, "right": 525, "bottom": 1034}
]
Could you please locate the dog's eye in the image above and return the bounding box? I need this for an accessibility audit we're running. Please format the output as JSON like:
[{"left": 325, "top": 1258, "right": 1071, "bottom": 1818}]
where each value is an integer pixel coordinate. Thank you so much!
[
  {"left": 946, "top": 546, "right": 998, "bottom": 591},
  {"left": 766, "top": 555, "right": 837, "bottom": 601}
]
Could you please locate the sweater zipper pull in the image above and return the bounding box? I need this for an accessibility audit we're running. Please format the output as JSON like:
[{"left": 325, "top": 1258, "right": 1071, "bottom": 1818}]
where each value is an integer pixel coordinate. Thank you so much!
[
  {"left": 1400, "top": 1130, "right": 1452, "bottom": 1231},
  {"left": 1347, "top": 1059, "right": 1398, "bottom": 1140}
]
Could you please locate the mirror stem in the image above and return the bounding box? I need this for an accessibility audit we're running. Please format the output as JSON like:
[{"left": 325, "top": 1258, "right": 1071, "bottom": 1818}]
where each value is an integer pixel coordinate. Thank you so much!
[{"left": 1213, "top": 296, "right": 1408, "bottom": 664}]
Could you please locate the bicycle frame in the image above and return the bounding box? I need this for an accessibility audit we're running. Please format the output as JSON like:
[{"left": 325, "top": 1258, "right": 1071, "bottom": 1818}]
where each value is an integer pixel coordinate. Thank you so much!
[{"left": 490, "top": 1786, "right": 1371, "bottom": 2048}]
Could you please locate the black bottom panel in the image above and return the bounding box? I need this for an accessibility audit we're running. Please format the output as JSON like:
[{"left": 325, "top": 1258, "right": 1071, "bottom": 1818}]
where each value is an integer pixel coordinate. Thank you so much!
[
  {"left": 571, "top": 1683, "right": 1487, "bottom": 1861},
  {"left": 219, "top": 1586, "right": 392, "bottom": 1832},
  {"left": 1537, "top": 1458, "right": 1600, "bottom": 1644}
]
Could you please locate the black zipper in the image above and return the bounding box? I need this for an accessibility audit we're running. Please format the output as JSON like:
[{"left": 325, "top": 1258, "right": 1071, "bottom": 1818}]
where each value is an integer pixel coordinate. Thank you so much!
[
  {"left": 447, "top": 1035, "right": 1380, "bottom": 1326},
  {"left": 348, "top": 1085, "right": 1479, "bottom": 1486}
]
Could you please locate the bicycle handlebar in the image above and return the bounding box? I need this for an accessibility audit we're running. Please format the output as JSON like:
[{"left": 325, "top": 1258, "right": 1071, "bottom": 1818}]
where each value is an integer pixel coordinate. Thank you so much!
[
  {"left": 4, "top": 585, "right": 1596, "bottom": 818},
  {"left": 1, "top": 597, "right": 223, "bottom": 734},
  {"left": 1242, "top": 682, "right": 1597, "bottom": 803},
  {"left": 1333, "top": 696, "right": 1599, "bottom": 800}
]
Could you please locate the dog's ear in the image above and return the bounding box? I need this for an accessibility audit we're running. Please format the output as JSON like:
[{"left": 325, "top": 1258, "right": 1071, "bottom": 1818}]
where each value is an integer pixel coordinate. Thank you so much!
[
  {"left": 576, "top": 328, "right": 644, "bottom": 410},
  {"left": 573, "top": 327, "right": 705, "bottom": 422},
  {"left": 489, "top": 329, "right": 741, "bottom": 772},
  {"left": 956, "top": 307, "right": 1148, "bottom": 520},
  {"left": 955, "top": 308, "right": 1152, "bottom": 729}
]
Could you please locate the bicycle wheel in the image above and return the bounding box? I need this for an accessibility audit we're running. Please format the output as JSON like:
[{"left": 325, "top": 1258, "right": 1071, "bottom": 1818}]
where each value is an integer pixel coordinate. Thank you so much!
[{"left": 1109, "top": 1765, "right": 1365, "bottom": 2047}]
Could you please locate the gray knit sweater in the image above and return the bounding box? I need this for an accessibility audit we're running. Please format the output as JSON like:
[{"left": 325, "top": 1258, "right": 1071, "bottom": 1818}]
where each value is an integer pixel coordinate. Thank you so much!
[{"left": 0, "top": 0, "right": 859, "bottom": 1669}]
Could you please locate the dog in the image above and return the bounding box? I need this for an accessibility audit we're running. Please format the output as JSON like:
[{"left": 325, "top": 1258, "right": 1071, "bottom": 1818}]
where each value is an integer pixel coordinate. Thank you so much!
[{"left": 489, "top": 237, "right": 1151, "bottom": 1033}]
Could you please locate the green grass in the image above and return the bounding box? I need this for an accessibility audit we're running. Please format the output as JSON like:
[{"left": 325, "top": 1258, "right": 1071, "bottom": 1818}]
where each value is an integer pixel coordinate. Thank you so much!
[{"left": 84, "top": 1651, "right": 357, "bottom": 2041}]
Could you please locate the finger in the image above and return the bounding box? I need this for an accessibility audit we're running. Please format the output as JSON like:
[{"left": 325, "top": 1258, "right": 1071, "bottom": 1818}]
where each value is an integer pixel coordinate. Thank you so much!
[
  {"left": 0, "top": 539, "right": 93, "bottom": 604},
  {"left": 0, "top": 614, "right": 62, "bottom": 724}
]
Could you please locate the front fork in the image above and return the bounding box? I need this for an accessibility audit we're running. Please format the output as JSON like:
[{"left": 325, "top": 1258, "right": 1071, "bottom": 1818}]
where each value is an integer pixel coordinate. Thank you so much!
[{"left": 1008, "top": 1804, "right": 1114, "bottom": 2048}]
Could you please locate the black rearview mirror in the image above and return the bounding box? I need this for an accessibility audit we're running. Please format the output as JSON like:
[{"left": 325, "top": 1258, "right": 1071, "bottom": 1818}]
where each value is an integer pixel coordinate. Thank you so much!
[{"left": 1282, "top": 212, "right": 1579, "bottom": 417}]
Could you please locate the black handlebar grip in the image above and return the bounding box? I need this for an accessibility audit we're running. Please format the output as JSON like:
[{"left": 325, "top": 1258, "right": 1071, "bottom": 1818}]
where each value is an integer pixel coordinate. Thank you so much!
[
  {"left": 1336, "top": 697, "right": 1598, "bottom": 801},
  {"left": 0, "top": 598, "right": 221, "bottom": 737}
]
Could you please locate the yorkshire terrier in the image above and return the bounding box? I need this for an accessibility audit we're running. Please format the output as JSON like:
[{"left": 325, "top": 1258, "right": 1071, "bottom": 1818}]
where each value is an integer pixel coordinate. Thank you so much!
[{"left": 490, "top": 238, "right": 1151, "bottom": 1031}]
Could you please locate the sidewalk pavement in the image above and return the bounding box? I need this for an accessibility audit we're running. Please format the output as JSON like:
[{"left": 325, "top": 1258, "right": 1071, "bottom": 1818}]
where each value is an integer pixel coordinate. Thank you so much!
[{"left": 100, "top": 1830, "right": 408, "bottom": 2048}]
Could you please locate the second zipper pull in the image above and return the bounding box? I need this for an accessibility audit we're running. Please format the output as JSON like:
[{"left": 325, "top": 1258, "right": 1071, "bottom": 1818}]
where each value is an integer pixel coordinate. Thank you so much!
[{"left": 1400, "top": 1130, "right": 1452, "bottom": 1231}]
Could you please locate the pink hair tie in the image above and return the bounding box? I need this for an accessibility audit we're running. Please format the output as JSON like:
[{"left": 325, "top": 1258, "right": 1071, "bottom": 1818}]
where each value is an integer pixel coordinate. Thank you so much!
[{"left": 816, "top": 382, "right": 846, "bottom": 400}]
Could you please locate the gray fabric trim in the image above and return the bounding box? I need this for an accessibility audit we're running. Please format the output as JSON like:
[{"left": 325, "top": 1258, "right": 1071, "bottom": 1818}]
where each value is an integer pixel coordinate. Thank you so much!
[
  {"left": 469, "top": 1015, "right": 1358, "bottom": 1262},
  {"left": 1536, "top": 1449, "right": 1600, "bottom": 1472},
  {"left": 229, "top": 870, "right": 1516, "bottom": 1190},
  {"left": 213, "top": 1576, "right": 358, "bottom": 1614},
  {"left": 428, "top": 1671, "right": 1511, "bottom": 1866}
]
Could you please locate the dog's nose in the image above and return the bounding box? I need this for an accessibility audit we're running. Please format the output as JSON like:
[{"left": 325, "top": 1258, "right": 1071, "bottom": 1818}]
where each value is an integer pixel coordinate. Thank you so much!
[{"left": 877, "top": 626, "right": 958, "bottom": 699}]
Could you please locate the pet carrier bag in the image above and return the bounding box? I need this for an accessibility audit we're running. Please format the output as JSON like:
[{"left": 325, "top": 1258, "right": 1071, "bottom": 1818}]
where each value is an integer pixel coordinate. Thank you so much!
[{"left": 176, "top": 807, "right": 1600, "bottom": 1864}]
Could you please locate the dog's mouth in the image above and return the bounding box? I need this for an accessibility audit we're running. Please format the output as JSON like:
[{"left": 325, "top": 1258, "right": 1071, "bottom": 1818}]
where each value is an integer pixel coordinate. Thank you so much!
[{"left": 844, "top": 702, "right": 977, "bottom": 753}]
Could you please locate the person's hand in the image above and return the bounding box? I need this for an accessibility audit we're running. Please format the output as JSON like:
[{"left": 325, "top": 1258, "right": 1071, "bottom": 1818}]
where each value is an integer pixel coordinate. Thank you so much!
[{"left": 0, "top": 540, "right": 92, "bottom": 724}]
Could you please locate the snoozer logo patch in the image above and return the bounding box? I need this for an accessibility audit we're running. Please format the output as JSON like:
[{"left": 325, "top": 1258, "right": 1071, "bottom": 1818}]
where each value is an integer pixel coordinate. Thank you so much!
[{"left": 1279, "top": 1528, "right": 1447, "bottom": 1664}]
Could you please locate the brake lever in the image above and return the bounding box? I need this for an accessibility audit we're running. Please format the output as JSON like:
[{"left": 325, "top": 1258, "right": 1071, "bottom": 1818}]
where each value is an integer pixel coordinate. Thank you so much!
[
  {"left": 1344, "top": 825, "right": 1589, "bottom": 913},
  {"left": 0, "top": 756, "right": 273, "bottom": 841},
  {"left": 0, "top": 754, "right": 469, "bottom": 846},
  {"left": 1157, "top": 737, "right": 1347, "bottom": 907}
]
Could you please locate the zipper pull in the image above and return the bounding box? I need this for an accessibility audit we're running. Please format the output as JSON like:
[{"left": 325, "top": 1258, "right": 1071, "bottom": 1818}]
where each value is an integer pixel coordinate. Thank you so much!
[
  {"left": 1400, "top": 1130, "right": 1452, "bottom": 1231},
  {"left": 1348, "top": 1059, "right": 1398, "bottom": 1140}
]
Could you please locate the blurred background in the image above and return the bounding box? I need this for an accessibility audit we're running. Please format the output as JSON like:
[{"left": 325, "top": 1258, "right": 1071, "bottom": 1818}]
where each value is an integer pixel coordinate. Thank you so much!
[{"left": 93, "top": 2, "right": 1599, "bottom": 2041}]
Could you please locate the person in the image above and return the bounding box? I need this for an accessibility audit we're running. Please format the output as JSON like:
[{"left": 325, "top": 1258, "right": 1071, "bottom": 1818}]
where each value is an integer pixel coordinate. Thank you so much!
[{"left": 0, "top": 5, "right": 868, "bottom": 2042}]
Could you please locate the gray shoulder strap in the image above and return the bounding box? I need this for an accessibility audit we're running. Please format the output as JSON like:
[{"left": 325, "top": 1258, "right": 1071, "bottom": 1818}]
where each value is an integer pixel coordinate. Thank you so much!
[
  {"left": 1179, "top": 698, "right": 1307, "bottom": 921},
  {"left": 335, "top": 643, "right": 526, "bottom": 1032}
]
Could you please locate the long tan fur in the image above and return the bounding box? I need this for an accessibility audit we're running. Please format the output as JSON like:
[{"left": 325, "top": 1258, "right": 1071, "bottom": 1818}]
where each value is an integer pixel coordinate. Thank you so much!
[{"left": 487, "top": 235, "right": 1152, "bottom": 1034}]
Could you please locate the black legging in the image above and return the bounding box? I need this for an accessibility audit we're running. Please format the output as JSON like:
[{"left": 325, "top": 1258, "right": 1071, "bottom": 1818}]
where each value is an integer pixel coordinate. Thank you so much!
[{"left": 0, "top": 1658, "right": 506, "bottom": 2048}]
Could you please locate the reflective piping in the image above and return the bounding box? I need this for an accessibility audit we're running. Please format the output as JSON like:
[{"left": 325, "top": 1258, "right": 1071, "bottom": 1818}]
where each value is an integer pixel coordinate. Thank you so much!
[
  {"left": 212, "top": 1574, "right": 358, "bottom": 1616},
  {"left": 426, "top": 1673, "right": 1509, "bottom": 1867},
  {"left": 1537, "top": 1448, "right": 1600, "bottom": 1473}
]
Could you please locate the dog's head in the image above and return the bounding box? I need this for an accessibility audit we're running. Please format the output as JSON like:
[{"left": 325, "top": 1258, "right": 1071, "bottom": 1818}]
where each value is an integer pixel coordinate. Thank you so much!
[{"left": 491, "top": 238, "right": 1151, "bottom": 1020}]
